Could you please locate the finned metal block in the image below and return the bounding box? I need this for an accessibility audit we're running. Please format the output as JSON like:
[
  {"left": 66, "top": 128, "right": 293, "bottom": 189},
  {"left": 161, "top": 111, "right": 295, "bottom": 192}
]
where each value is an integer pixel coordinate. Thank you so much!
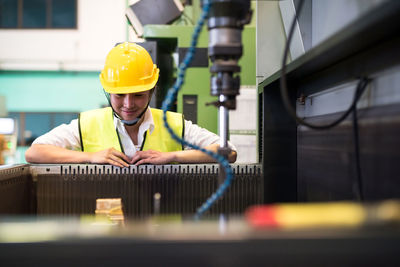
[
  {"left": 1, "top": 164, "right": 262, "bottom": 217},
  {"left": 0, "top": 164, "right": 30, "bottom": 179}
]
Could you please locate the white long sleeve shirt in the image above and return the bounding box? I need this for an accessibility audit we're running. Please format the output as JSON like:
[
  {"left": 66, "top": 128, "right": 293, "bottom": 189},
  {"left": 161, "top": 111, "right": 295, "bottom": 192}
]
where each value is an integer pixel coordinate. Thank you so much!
[{"left": 33, "top": 108, "right": 236, "bottom": 158}]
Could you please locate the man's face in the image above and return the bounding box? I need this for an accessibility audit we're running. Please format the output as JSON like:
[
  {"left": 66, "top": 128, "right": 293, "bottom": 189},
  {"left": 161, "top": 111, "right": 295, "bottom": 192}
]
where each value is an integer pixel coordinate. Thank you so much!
[{"left": 110, "top": 91, "right": 151, "bottom": 121}]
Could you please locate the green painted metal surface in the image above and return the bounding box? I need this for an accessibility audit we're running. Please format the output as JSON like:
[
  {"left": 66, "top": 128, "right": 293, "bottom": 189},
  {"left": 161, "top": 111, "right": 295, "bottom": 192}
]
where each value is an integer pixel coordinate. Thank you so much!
[{"left": 144, "top": 25, "right": 209, "bottom": 47}]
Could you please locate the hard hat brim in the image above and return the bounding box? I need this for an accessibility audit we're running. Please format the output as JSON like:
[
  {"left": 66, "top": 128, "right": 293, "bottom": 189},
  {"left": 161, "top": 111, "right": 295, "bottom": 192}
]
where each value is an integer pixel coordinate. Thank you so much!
[{"left": 100, "top": 68, "right": 159, "bottom": 94}]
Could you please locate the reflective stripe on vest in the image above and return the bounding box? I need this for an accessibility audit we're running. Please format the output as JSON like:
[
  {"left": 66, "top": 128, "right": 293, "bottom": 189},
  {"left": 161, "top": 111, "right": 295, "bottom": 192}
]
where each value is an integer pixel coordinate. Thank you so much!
[{"left": 79, "top": 107, "right": 183, "bottom": 153}]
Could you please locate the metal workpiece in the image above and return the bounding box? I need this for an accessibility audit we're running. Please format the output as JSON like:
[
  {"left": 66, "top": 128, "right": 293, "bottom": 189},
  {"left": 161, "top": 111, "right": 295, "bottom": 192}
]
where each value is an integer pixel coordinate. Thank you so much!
[
  {"left": 0, "top": 164, "right": 30, "bottom": 179},
  {"left": 0, "top": 164, "right": 33, "bottom": 214},
  {"left": 36, "top": 163, "right": 262, "bottom": 217},
  {"left": 27, "top": 163, "right": 260, "bottom": 175},
  {"left": 0, "top": 164, "right": 262, "bottom": 217}
]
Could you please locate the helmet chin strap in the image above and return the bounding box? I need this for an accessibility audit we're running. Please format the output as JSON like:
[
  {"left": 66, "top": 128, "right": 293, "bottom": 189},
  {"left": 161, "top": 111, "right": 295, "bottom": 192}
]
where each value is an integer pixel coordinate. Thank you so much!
[
  {"left": 103, "top": 89, "right": 151, "bottom": 126},
  {"left": 114, "top": 103, "right": 149, "bottom": 126},
  {"left": 119, "top": 117, "right": 140, "bottom": 126}
]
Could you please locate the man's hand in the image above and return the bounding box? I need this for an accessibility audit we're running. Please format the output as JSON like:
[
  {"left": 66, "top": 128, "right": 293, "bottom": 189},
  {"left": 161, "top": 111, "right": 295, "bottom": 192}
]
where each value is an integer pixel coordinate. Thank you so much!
[
  {"left": 130, "top": 149, "right": 175, "bottom": 165},
  {"left": 89, "top": 148, "right": 130, "bottom": 168},
  {"left": 25, "top": 144, "right": 131, "bottom": 167},
  {"left": 130, "top": 145, "right": 237, "bottom": 166},
  {"left": 25, "top": 144, "right": 236, "bottom": 167}
]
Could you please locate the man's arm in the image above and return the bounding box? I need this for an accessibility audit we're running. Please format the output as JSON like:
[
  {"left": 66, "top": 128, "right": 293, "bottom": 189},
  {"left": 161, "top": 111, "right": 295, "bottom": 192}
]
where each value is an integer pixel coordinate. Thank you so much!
[
  {"left": 130, "top": 144, "right": 237, "bottom": 165},
  {"left": 25, "top": 144, "right": 130, "bottom": 168}
]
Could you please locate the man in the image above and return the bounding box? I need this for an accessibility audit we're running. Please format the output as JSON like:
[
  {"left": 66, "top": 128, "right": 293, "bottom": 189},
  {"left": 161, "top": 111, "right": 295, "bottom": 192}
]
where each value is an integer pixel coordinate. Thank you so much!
[{"left": 25, "top": 42, "right": 237, "bottom": 167}]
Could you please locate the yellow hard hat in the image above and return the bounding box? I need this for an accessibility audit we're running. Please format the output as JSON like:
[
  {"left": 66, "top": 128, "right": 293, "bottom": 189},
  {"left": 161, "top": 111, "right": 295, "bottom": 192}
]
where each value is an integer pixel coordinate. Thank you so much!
[{"left": 100, "top": 42, "right": 159, "bottom": 94}]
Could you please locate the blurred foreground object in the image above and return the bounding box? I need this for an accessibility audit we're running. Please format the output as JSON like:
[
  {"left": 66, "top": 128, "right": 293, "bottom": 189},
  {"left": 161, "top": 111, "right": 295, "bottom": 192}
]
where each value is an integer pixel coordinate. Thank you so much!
[
  {"left": 95, "top": 198, "right": 124, "bottom": 225},
  {"left": 246, "top": 200, "right": 400, "bottom": 229}
]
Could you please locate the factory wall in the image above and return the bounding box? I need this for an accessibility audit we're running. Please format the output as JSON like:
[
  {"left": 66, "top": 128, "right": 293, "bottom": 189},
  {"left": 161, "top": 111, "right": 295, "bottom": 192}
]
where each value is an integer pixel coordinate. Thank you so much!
[
  {"left": 0, "top": 0, "right": 128, "bottom": 71},
  {"left": 0, "top": 0, "right": 129, "bottom": 113}
]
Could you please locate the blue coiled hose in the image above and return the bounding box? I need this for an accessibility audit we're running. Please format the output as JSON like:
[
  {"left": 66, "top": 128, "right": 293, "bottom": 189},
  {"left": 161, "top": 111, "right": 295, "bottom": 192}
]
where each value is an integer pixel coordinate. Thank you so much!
[{"left": 161, "top": 0, "right": 234, "bottom": 220}]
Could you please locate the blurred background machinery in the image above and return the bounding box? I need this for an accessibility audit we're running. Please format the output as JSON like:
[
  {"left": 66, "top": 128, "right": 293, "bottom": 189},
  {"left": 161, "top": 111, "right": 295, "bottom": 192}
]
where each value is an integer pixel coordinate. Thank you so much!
[{"left": 0, "top": 117, "right": 18, "bottom": 164}]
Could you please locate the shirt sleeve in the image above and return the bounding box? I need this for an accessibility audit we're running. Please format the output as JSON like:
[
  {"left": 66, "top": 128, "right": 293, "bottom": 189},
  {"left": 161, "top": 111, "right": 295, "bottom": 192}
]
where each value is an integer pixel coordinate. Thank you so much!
[
  {"left": 32, "top": 119, "right": 81, "bottom": 151},
  {"left": 183, "top": 120, "right": 237, "bottom": 151}
]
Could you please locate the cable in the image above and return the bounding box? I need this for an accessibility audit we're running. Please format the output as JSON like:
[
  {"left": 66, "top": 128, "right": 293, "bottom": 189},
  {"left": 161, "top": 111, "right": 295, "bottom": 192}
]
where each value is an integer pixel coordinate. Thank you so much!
[
  {"left": 161, "top": 0, "right": 234, "bottom": 220},
  {"left": 351, "top": 84, "right": 364, "bottom": 201}
]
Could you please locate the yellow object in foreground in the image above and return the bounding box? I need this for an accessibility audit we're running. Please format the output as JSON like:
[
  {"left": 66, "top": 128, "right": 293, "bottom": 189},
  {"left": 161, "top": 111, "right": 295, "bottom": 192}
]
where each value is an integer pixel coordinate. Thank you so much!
[
  {"left": 95, "top": 198, "right": 124, "bottom": 225},
  {"left": 246, "top": 200, "right": 400, "bottom": 229},
  {"left": 276, "top": 202, "right": 366, "bottom": 228}
]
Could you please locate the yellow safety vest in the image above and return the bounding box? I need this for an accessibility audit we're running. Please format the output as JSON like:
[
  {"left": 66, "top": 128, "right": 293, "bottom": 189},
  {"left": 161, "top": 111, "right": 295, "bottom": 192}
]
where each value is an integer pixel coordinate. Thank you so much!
[{"left": 79, "top": 107, "right": 184, "bottom": 153}]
